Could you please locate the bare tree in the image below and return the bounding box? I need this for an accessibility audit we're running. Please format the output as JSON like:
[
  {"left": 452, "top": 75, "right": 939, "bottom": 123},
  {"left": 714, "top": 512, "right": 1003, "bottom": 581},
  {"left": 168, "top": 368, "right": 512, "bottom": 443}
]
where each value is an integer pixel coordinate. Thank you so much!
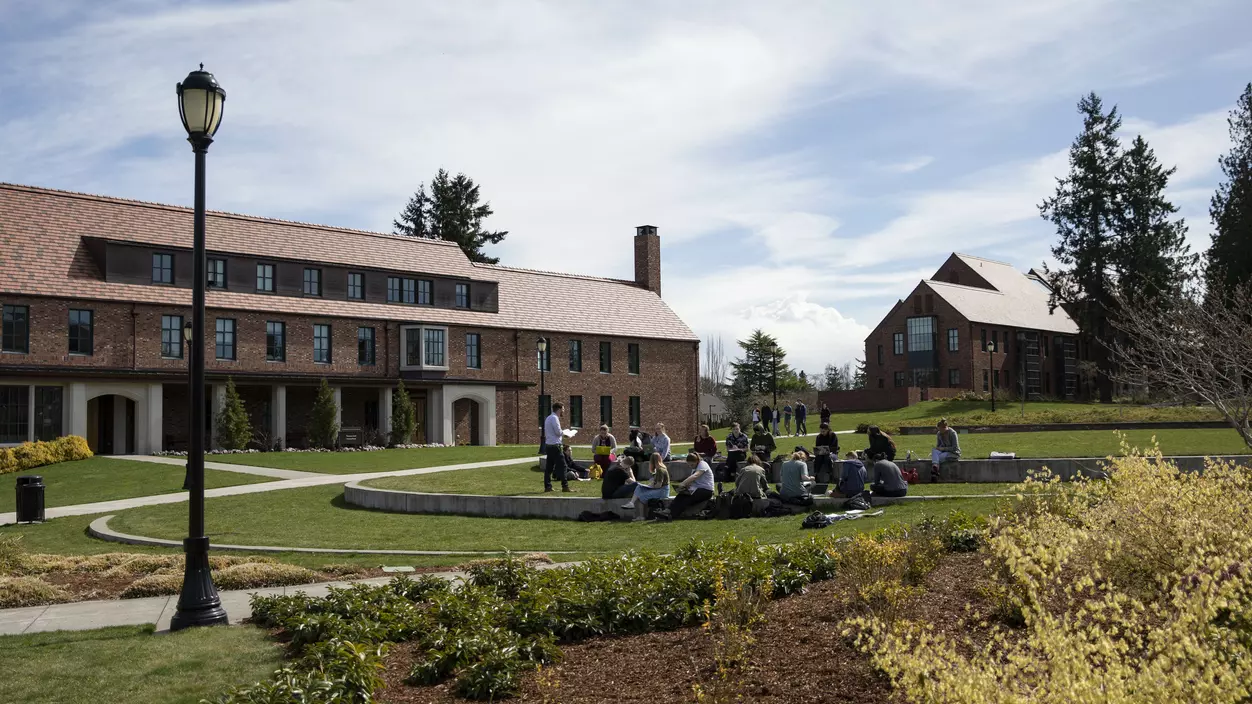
[
  {"left": 1110, "top": 282, "right": 1252, "bottom": 449},
  {"left": 701, "top": 335, "right": 729, "bottom": 395}
]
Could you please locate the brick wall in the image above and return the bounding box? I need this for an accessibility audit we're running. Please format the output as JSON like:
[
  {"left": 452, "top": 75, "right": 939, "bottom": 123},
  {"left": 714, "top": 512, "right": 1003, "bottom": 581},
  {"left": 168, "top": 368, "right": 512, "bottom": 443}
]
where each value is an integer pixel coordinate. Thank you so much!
[
  {"left": 819, "top": 387, "right": 919, "bottom": 412},
  {"left": 0, "top": 295, "right": 135, "bottom": 369}
]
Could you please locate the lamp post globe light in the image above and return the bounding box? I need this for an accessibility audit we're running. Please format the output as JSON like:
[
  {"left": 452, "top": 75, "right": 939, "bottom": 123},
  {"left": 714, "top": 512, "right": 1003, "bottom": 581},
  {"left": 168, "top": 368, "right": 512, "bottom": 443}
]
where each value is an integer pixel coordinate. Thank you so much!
[
  {"left": 537, "top": 337, "right": 548, "bottom": 446},
  {"left": 170, "top": 64, "right": 228, "bottom": 632}
]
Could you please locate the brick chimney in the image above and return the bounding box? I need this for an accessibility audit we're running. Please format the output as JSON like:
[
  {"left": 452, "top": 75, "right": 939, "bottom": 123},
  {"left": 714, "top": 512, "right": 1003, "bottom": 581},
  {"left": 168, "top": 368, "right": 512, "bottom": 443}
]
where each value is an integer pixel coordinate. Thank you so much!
[{"left": 634, "top": 225, "right": 661, "bottom": 296}]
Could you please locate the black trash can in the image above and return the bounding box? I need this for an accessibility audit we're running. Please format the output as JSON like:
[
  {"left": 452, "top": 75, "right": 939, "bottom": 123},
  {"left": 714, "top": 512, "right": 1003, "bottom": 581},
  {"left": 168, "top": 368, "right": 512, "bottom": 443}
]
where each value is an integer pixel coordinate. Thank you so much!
[{"left": 15, "top": 475, "right": 45, "bottom": 524}]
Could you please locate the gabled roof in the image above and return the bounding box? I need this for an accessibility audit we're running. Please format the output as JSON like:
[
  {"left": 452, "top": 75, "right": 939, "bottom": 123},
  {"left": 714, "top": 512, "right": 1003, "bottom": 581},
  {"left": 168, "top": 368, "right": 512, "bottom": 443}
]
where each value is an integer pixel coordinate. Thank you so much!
[
  {"left": 924, "top": 254, "right": 1078, "bottom": 334},
  {"left": 0, "top": 183, "right": 697, "bottom": 341}
]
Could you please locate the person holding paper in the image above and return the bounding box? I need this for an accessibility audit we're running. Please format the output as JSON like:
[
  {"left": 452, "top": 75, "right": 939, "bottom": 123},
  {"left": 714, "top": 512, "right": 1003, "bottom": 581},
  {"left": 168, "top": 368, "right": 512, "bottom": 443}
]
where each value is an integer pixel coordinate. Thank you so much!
[
  {"left": 543, "top": 402, "right": 573, "bottom": 493},
  {"left": 812, "top": 423, "right": 840, "bottom": 482}
]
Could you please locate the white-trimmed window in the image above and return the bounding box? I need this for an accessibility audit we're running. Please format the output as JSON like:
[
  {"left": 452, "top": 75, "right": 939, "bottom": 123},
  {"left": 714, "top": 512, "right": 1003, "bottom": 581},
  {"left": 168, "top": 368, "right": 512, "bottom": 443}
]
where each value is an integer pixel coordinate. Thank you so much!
[{"left": 400, "top": 324, "right": 449, "bottom": 370}]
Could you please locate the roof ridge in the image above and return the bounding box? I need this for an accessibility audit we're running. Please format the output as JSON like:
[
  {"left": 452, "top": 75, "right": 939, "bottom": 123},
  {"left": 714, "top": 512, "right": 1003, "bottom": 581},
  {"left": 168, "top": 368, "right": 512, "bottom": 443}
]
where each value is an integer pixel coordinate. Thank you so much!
[
  {"left": 476, "top": 262, "right": 639, "bottom": 287},
  {"left": 925, "top": 279, "right": 1006, "bottom": 294},
  {"left": 0, "top": 181, "right": 463, "bottom": 250},
  {"left": 953, "top": 252, "right": 1014, "bottom": 267}
]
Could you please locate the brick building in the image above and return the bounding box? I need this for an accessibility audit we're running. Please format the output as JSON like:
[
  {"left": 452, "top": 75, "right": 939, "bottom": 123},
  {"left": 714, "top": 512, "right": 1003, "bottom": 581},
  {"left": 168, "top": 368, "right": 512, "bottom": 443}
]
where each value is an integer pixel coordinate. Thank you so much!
[
  {"left": 0, "top": 183, "right": 699, "bottom": 454},
  {"left": 859, "top": 253, "right": 1080, "bottom": 406}
]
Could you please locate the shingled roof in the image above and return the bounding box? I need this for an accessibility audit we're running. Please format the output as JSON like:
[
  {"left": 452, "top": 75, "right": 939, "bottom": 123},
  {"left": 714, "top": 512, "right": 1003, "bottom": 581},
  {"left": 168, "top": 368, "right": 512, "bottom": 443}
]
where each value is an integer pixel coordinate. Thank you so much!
[
  {"left": 0, "top": 183, "right": 698, "bottom": 342},
  {"left": 926, "top": 254, "right": 1078, "bottom": 334}
]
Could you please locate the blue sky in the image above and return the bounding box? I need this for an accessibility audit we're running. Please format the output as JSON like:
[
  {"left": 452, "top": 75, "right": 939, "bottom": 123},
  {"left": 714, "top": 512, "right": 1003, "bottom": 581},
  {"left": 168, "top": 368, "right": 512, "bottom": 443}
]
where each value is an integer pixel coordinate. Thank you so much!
[{"left": 2, "top": 0, "right": 1249, "bottom": 376}]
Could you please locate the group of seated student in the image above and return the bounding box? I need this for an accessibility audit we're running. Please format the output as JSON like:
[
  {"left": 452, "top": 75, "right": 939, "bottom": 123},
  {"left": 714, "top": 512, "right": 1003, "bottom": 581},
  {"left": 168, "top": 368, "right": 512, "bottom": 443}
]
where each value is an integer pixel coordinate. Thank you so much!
[{"left": 602, "top": 451, "right": 714, "bottom": 521}]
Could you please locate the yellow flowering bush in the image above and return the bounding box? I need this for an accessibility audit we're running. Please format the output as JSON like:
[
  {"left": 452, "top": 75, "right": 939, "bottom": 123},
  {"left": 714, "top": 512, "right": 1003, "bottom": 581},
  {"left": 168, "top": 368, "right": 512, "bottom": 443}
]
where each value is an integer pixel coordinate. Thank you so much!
[
  {"left": 851, "top": 444, "right": 1252, "bottom": 703},
  {"left": 0, "top": 436, "right": 93, "bottom": 475}
]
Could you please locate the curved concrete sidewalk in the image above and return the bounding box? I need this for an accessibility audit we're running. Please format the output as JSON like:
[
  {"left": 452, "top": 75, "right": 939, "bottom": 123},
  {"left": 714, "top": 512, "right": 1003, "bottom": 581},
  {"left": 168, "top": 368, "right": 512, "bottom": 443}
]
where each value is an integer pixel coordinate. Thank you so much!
[
  {"left": 116, "top": 454, "right": 321, "bottom": 480},
  {"left": 0, "top": 455, "right": 538, "bottom": 527}
]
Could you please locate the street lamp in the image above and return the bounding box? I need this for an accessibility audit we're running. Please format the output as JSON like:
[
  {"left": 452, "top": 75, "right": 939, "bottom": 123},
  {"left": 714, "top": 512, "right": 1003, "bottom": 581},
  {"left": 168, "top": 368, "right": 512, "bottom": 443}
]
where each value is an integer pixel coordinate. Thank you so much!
[
  {"left": 987, "top": 339, "right": 997, "bottom": 413},
  {"left": 537, "top": 337, "right": 548, "bottom": 445},
  {"left": 170, "top": 64, "right": 227, "bottom": 632},
  {"left": 1017, "top": 331, "right": 1027, "bottom": 417}
]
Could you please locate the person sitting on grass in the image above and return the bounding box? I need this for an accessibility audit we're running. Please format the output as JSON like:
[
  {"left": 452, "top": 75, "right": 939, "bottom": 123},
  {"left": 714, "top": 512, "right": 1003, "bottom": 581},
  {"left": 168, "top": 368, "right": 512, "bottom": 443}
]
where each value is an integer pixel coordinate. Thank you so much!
[
  {"left": 693, "top": 424, "right": 718, "bottom": 460},
  {"left": 834, "top": 451, "right": 867, "bottom": 499},
  {"left": 601, "top": 456, "right": 638, "bottom": 500},
  {"left": 666, "top": 452, "right": 716, "bottom": 519},
  {"left": 750, "top": 423, "right": 776, "bottom": 463},
  {"left": 651, "top": 422, "right": 672, "bottom": 465},
  {"left": 812, "top": 423, "right": 840, "bottom": 482},
  {"left": 870, "top": 456, "right": 909, "bottom": 498},
  {"left": 931, "top": 418, "right": 960, "bottom": 482},
  {"left": 562, "top": 443, "right": 591, "bottom": 481},
  {"left": 620, "top": 452, "right": 671, "bottom": 521},
  {"left": 725, "top": 422, "right": 751, "bottom": 475},
  {"left": 591, "top": 424, "right": 617, "bottom": 473},
  {"left": 864, "top": 425, "right": 897, "bottom": 462},
  {"left": 778, "top": 450, "right": 814, "bottom": 506}
]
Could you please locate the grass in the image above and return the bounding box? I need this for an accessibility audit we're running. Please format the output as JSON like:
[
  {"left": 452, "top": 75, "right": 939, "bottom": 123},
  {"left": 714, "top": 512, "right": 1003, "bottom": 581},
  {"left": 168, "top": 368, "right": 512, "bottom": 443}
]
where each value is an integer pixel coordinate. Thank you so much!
[
  {"left": 364, "top": 465, "right": 1024, "bottom": 497},
  {"left": 0, "top": 457, "right": 275, "bottom": 513},
  {"left": 205, "top": 444, "right": 549, "bottom": 473},
  {"left": 885, "top": 428, "right": 1247, "bottom": 459},
  {"left": 0, "top": 624, "right": 283, "bottom": 704},
  {"left": 105, "top": 484, "right": 1003, "bottom": 554}
]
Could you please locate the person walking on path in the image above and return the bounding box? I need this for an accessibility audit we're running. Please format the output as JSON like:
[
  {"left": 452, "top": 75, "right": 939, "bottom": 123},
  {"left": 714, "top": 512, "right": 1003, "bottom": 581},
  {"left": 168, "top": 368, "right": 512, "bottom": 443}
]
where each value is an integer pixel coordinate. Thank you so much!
[
  {"left": 795, "top": 400, "right": 808, "bottom": 436},
  {"left": 931, "top": 418, "right": 961, "bottom": 482},
  {"left": 782, "top": 402, "right": 793, "bottom": 436},
  {"left": 761, "top": 405, "right": 774, "bottom": 436},
  {"left": 819, "top": 402, "right": 831, "bottom": 427},
  {"left": 543, "top": 402, "right": 574, "bottom": 493},
  {"left": 752, "top": 406, "right": 761, "bottom": 427}
]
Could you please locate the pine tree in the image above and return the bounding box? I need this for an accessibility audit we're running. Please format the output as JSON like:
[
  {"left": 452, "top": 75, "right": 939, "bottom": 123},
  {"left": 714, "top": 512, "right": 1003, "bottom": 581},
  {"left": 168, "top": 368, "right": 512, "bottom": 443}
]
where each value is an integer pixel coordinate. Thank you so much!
[
  {"left": 729, "top": 330, "right": 791, "bottom": 393},
  {"left": 1114, "top": 135, "right": 1196, "bottom": 305},
  {"left": 1039, "top": 92, "right": 1123, "bottom": 403},
  {"left": 308, "top": 379, "right": 340, "bottom": 449},
  {"left": 214, "top": 377, "right": 251, "bottom": 450},
  {"left": 822, "top": 363, "right": 844, "bottom": 391},
  {"left": 1207, "top": 83, "right": 1252, "bottom": 295},
  {"left": 852, "top": 358, "right": 867, "bottom": 389},
  {"left": 390, "top": 380, "right": 417, "bottom": 446},
  {"left": 393, "top": 169, "right": 508, "bottom": 264}
]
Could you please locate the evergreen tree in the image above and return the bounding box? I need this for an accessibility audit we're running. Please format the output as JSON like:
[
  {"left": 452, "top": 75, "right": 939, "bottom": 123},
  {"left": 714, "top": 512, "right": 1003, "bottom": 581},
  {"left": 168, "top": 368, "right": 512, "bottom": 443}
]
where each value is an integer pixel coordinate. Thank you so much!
[
  {"left": 1207, "top": 83, "right": 1252, "bottom": 295},
  {"left": 725, "top": 373, "right": 755, "bottom": 429},
  {"left": 393, "top": 169, "right": 508, "bottom": 264},
  {"left": 1039, "top": 92, "right": 1123, "bottom": 403},
  {"left": 390, "top": 380, "right": 417, "bottom": 446},
  {"left": 308, "top": 379, "right": 340, "bottom": 449},
  {"left": 852, "top": 358, "right": 867, "bottom": 389},
  {"left": 729, "top": 330, "right": 791, "bottom": 393},
  {"left": 822, "top": 363, "right": 844, "bottom": 391},
  {"left": 1114, "top": 135, "right": 1196, "bottom": 305},
  {"left": 797, "top": 370, "right": 810, "bottom": 390},
  {"left": 214, "top": 377, "right": 251, "bottom": 450}
]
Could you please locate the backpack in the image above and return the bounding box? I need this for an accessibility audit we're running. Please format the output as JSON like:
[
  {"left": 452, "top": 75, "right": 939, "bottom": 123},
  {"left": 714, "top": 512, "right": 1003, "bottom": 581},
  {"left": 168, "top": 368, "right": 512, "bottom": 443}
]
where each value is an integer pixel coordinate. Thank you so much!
[
  {"left": 801, "top": 511, "right": 831, "bottom": 529},
  {"left": 760, "top": 498, "right": 791, "bottom": 518},
  {"left": 901, "top": 467, "right": 920, "bottom": 484},
  {"left": 730, "top": 493, "right": 754, "bottom": 519},
  {"left": 645, "top": 498, "right": 668, "bottom": 520},
  {"left": 844, "top": 495, "right": 871, "bottom": 511}
]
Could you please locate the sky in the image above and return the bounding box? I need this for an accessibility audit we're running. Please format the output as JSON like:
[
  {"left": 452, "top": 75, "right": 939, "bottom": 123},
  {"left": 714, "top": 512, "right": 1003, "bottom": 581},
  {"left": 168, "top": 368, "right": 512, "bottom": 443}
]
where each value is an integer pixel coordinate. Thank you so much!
[{"left": 2, "top": 0, "right": 1250, "bottom": 379}]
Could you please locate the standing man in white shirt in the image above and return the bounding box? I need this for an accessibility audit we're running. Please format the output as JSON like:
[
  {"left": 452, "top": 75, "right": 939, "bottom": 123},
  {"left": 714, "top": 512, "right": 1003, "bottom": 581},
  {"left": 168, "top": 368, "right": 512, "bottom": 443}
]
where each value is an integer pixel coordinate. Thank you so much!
[{"left": 543, "top": 402, "right": 574, "bottom": 493}]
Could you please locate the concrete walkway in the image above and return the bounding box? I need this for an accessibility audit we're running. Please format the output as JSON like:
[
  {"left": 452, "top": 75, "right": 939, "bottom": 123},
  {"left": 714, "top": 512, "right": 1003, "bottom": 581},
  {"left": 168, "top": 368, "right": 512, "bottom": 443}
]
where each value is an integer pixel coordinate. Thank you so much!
[
  {"left": 117, "top": 454, "right": 321, "bottom": 480},
  {"left": 0, "top": 455, "right": 538, "bottom": 526}
]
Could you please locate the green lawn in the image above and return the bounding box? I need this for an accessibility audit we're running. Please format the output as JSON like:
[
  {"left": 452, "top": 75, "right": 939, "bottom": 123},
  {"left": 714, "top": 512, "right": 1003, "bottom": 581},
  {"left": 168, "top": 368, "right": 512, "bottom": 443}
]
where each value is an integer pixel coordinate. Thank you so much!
[
  {"left": 0, "top": 624, "right": 282, "bottom": 704},
  {"left": 206, "top": 444, "right": 549, "bottom": 473},
  {"left": 106, "top": 484, "right": 1003, "bottom": 554},
  {"left": 0, "top": 457, "right": 274, "bottom": 513},
  {"left": 364, "top": 465, "right": 1024, "bottom": 497}
]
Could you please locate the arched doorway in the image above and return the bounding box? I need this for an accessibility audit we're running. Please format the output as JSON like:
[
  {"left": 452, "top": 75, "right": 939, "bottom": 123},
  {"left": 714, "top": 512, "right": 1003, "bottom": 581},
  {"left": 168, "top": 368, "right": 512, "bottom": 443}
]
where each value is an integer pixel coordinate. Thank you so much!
[
  {"left": 452, "top": 398, "right": 480, "bottom": 446},
  {"left": 86, "top": 394, "right": 135, "bottom": 455}
]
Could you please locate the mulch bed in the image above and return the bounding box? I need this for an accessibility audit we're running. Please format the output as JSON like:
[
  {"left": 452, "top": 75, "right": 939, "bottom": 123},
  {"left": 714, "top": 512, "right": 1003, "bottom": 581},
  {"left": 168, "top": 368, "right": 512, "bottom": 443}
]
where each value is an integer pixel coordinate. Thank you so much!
[{"left": 377, "top": 553, "right": 995, "bottom": 703}]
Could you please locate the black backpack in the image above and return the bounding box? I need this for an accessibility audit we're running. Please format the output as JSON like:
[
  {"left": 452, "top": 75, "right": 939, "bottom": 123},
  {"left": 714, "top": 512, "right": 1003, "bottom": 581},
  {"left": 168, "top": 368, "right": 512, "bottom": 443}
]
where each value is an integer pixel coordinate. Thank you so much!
[
  {"left": 801, "top": 511, "right": 831, "bottom": 529},
  {"left": 843, "top": 495, "right": 871, "bottom": 511},
  {"left": 729, "top": 493, "right": 754, "bottom": 519}
]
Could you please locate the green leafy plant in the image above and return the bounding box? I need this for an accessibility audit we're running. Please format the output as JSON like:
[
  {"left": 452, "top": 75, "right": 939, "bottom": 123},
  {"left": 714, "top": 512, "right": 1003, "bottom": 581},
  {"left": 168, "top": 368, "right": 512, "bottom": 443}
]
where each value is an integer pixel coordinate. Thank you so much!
[
  {"left": 390, "top": 380, "right": 417, "bottom": 446},
  {"left": 307, "top": 379, "right": 340, "bottom": 449}
]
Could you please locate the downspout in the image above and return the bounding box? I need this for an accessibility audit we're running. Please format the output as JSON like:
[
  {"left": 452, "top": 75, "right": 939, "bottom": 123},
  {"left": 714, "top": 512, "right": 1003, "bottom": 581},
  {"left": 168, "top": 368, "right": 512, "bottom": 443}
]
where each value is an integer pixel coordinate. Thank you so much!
[{"left": 513, "top": 330, "right": 520, "bottom": 445}]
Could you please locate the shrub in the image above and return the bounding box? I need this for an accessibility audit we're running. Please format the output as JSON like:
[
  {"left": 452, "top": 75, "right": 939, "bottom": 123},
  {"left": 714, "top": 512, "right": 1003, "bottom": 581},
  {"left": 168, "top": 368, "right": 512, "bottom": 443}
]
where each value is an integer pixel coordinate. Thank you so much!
[
  {"left": 308, "top": 379, "right": 340, "bottom": 449},
  {"left": 120, "top": 574, "right": 183, "bottom": 599},
  {"left": 0, "top": 576, "right": 73, "bottom": 608},
  {"left": 390, "top": 381, "right": 417, "bottom": 447},
  {"left": 215, "top": 377, "right": 253, "bottom": 451},
  {"left": 214, "top": 563, "right": 318, "bottom": 591},
  {"left": 0, "top": 534, "right": 24, "bottom": 574},
  {"left": 0, "top": 435, "right": 92, "bottom": 475}
]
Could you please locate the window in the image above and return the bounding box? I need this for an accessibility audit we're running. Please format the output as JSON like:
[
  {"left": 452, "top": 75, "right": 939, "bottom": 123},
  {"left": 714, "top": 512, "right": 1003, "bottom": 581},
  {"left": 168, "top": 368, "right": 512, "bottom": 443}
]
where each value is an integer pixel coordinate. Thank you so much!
[
  {"left": 599, "top": 396, "right": 613, "bottom": 427},
  {"left": 981, "top": 328, "right": 987, "bottom": 351},
  {"left": 906, "top": 316, "right": 935, "bottom": 352},
  {"left": 455, "top": 283, "right": 469, "bottom": 308},
  {"left": 629, "top": 396, "right": 641, "bottom": 427},
  {"left": 2, "top": 304, "right": 29, "bottom": 353},
  {"left": 911, "top": 368, "right": 939, "bottom": 387},
  {"left": 569, "top": 396, "right": 583, "bottom": 428},
  {"left": 405, "top": 327, "right": 421, "bottom": 366},
  {"left": 877, "top": 344, "right": 883, "bottom": 365},
  {"left": 1043, "top": 335, "right": 1050, "bottom": 355},
  {"left": 992, "top": 330, "right": 999, "bottom": 352},
  {"left": 358, "top": 327, "right": 375, "bottom": 365},
  {"left": 347, "top": 272, "right": 364, "bottom": 300},
  {"left": 947, "top": 328, "right": 959, "bottom": 352},
  {"left": 34, "top": 386, "right": 62, "bottom": 441},
  {"left": 894, "top": 371, "right": 905, "bottom": 387},
  {"left": 538, "top": 395, "right": 552, "bottom": 425},
  {"left": 537, "top": 342, "right": 550, "bottom": 372},
  {"left": 266, "top": 321, "right": 286, "bottom": 362},
  {"left": 628, "top": 343, "right": 641, "bottom": 375},
  {"left": 256, "top": 263, "right": 275, "bottom": 292},
  {"left": 152, "top": 253, "right": 173, "bottom": 284},
  {"left": 877, "top": 378, "right": 884, "bottom": 388},
  {"left": 0, "top": 385, "right": 29, "bottom": 443},
  {"left": 207, "top": 258, "right": 226, "bottom": 288},
  {"left": 893, "top": 332, "right": 904, "bottom": 355},
  {"left": 418, "top": 279, "right": 433, "bottom": 305},
  {"left": 161, "top": 315, "right": 183, "bottom": 359},
  {"left": 1003, "top": 369, "right": 1010, "bottom": 390},
  {"left": 568, "top": 340, "right": 582, "bottom": 372},
  {"left": 215, "top": 318, "right": 236, "bottom": 360},
  {"left": 387, "top": 277, "right": 402, "bottom": 303},
  {"left": 303, "top": 268, "right": 321, "bottom": 296},
  {"left": 949, "top": 368, "right": 960, "bottom": 386},
  {"left": 402, "top": 278, "right": 416, "bottom": 304},
  {"left": 599, "top": 342, "right": 612, "bottom": 373},
  {"left": 925, "top": 294, "right": 934, "bottom": 313},
  {"left": 424, "top": 328, "right": 445, "bottom": 367},
  {"left": 466, "top": 333, "right": 481, "bottom": 369},
  {"left": 314, "top": 324, "right": 332, "bottom": 363},
  {"left": 993, "top": 369, "right": 1000, "bottom": 388},
  {"left": 982, "top": 369, "right": 989, "bottom": 391},
  {"left": 68, "top": 309, "right": 93, "bottom": 355}
]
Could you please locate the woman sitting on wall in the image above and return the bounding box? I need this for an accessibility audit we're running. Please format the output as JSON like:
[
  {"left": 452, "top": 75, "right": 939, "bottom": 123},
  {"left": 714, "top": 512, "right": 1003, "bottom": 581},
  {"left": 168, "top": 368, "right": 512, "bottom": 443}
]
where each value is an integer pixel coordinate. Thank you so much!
[{"left": 619, "top": 452, "right": 671, "bottom": 521}]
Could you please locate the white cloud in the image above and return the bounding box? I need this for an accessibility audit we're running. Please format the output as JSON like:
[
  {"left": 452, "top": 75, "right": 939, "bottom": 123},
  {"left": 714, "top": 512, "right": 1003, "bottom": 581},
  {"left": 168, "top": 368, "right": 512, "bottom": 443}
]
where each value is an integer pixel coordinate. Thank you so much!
[{"left": 882, "top": 156, "right": 935, "bottom": 174}]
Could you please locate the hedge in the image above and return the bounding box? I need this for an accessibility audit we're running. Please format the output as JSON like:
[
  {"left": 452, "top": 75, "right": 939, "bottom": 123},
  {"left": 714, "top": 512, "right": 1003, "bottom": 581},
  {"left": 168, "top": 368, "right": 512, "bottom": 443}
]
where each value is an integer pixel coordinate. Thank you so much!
[{"left": 0, "top": 436, "right": 93, "bottom": 475}]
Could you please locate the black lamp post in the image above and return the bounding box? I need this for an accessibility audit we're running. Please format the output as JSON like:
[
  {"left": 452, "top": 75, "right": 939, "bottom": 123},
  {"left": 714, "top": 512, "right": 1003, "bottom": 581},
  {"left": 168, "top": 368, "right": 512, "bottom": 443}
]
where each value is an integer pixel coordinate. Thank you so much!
[
  {"left": 537, "top": 337, "right": 548, "bottom": 444},
  {"left": 181, "top": 322, "right": 194, "bottom": 491},
  {"left": 170, "top": 65, "right": 228, "bottom": 632},
  {"left": 987, "top": 339, "right": 997, "bottom": 413}
]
